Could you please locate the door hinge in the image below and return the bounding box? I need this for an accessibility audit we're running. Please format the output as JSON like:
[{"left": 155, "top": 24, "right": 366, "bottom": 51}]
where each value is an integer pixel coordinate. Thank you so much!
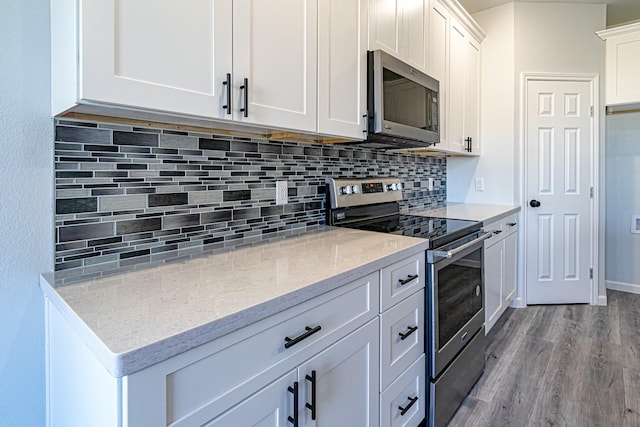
[
  {"left": 590, "top": 106, "right": 593, "bottom": 117},
  {"left": 590, "top": 187, "right": 594, "bottom": 198},
  {"left": 590, "top": 268, "right": 593, "bottom": 279}
]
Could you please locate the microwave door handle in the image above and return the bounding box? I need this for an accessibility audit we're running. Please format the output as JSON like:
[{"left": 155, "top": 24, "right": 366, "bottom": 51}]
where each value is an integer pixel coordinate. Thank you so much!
[
  {"left": 426, "top": 91, "right": 432, "bottom": 131},
  {"left": 432, "top": 232, "right": 493, "bottom": 259}
]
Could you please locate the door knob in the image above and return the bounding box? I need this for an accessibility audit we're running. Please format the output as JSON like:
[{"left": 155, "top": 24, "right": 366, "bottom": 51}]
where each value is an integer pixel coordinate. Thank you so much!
[{"left": 530, "top": 199, "right": 541, "bottom": 208}]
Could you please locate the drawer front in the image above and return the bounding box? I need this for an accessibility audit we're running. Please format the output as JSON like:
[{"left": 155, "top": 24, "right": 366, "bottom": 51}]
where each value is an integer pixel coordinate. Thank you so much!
[
  {"left": 166, "top": 273, "right": 380, "bottom": 426},
  {"left": 484, "top": 213, "right": 519, "bottom": 249},
  {"left": 502, "top": 214, "right": 519, "bottom": 235},
  {"left": 380, "top": 253, "right": 425, "bottom": 312},
  {"left": 380, "top": 354, "right": 426, "bottom": 427},
  {"left": 380, "top": 290, "right": 424, "bottom": 390}
]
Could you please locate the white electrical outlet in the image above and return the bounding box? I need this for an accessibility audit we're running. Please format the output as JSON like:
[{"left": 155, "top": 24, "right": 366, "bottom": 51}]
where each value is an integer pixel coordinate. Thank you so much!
[
  {"left": 427, "top": 178, "right": 435, "bottom": 191},
  {"left": 475, "top": 177, "right": 485, "bottom": 191},
  {"left": 276, "top": 181, "right": 288, "bottom": 205}
]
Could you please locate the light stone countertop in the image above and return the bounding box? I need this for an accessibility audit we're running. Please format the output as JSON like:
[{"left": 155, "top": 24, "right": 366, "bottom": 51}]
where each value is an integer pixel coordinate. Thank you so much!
[
  {"left": 40, "top": 227, "right": 429, "bottom": 377},
  {"left": 409, "top": 202, "right": 521, "bottom": 224}
]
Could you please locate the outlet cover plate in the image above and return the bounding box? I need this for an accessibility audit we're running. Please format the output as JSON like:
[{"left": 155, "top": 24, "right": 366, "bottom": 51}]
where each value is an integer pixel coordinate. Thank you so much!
[{"left": 276, "top": 181, "right": 288, "bottom": 205}]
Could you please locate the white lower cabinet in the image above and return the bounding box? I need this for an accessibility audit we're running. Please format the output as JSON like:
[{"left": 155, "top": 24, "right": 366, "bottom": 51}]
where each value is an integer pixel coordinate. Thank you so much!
[
  {"left": 484, "top": 214, "right": 519, "bottom": 333},
  {"left": 207, "top": 319, "right": 380, "bottom": 427},
  {"left": 46, "top": 252, "right": 431, "bottom": 427}
]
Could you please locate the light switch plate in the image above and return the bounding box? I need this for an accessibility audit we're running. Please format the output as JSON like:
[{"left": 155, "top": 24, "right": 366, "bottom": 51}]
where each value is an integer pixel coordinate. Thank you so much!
[{"left": 475, "top": 177, "right": 485, "bottom": 191}]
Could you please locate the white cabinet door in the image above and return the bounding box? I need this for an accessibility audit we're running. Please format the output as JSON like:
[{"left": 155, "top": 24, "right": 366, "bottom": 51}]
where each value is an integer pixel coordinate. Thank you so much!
[
  {"left": 81, "top": 0, "right": 233, "bottom": 119},
  {"left": 318, "top": 0, "right": 367, "bottom": 139},
  {"left": 401, "top": 0, "right": 429, "bottom": 72},
  {"left": 447, "top": 18, "right": 467, "bottom": 153},
  {"left": 368, "top": 0, "right": 428, "bottom": 72},
  {"left": 465, "top": 37, "right": 481, "bottom": 154},
  {"left": 484, "top": 237, "right": 503, "bottom": 334},
  {"left": 204, "top": 370, "right": 298, "bottom": 427},
  {"left": 233, "top": 0, "right": 317, "bottom": 131},
  {"left": 428, "top": 0, "right": 449, "bottom": 146},
  {"left": 298, "top": 319, "right": 380, "bottom": 427},
  {"left": 369, "top": 0, "right": 401, "bottom": 58},
  {"left": 503, "top": 231, "right": 518, "bottom": 305}
]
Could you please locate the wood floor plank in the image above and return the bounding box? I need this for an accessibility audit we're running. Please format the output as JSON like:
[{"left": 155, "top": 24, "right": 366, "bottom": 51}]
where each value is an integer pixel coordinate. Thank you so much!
[
  {"left": 446, "top": 290, "right": 640, "bottom": 427},
  {"left": 623, "top": 367, "right": 640, "bottom": 427}
]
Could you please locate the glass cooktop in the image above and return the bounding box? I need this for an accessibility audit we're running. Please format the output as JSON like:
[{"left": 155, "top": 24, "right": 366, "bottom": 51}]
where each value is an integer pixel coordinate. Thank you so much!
[{"left": 341, "top": 214, "right": 482, "bottom": 249}]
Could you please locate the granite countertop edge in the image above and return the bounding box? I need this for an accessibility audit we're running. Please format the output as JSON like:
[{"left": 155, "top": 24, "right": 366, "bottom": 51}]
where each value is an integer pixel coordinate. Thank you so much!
[{"left": 41, "top": 234, "right": 429, "bottom": 378}]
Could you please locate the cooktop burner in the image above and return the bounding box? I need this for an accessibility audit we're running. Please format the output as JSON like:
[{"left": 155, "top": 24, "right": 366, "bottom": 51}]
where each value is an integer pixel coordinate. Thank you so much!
[{"left": 340, "top": 214, "right": 481, "bottom": 249}]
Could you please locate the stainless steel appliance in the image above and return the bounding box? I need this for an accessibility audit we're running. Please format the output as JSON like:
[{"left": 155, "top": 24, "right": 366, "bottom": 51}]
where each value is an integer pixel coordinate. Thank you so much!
[
  {"left": 326, "top": 177, "right": 488, "bottom": 427},
  {"left": 364, "top": 50, "right": 440, "bottom": 149}
]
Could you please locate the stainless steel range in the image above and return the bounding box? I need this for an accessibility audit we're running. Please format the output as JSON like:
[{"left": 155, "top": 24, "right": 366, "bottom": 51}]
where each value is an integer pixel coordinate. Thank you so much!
[{"left": 326, "top": 177, "right": 490, "bottom": 427}]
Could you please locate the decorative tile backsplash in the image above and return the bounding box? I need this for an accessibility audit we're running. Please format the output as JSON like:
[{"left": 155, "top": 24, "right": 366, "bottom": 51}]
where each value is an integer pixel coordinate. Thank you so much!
[{"left": 54, "top": 119, "right": 446, "bottom": 277}]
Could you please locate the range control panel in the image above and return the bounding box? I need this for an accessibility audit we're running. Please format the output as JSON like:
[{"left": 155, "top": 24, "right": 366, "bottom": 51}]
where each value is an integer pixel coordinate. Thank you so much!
[{"left": 326, "top": 177, "right": 404, "bottom": 209}]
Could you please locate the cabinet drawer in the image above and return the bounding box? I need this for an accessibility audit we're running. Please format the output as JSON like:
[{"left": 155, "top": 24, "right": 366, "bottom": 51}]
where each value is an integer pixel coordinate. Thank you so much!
[
  {"left": 380, "top": 290, "right": 424, "bottom": 390},
  {"left": 380, "top": 253, "right": 425, "bottom": 312},
  {"left": 380, "top": 354, "right": 426, "bottom": 427},
  {"left": 165, "top": 273, "right": 380, "bottom": 426},
  {"left": 484, "top": 213, "right": 518, "bottom": 248}
]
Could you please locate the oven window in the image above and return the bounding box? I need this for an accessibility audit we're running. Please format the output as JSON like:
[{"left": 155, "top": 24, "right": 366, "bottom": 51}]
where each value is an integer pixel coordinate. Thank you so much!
[
  {"left": 382, "top": 68, "right": 437, "bottom": 132},
  {"left": 436, "top": 247, "right": 483, "bottom": 348}
]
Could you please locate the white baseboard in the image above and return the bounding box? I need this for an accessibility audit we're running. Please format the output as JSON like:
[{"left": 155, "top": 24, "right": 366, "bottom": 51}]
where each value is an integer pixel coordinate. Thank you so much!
[
  {"left": 596, "top": 294, "right": 607, "bottom": 306},
  {"left": 510, "top": 296, "right": 526, "bottom": 308},
  {"left": 606, "top": 280, "right": 640, "bottom": 295}
]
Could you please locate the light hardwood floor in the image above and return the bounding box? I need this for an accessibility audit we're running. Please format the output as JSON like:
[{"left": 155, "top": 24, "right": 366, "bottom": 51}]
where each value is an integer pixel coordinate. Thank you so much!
[{"left": 447, "top": 290, "right": 640, "bottom": 427}]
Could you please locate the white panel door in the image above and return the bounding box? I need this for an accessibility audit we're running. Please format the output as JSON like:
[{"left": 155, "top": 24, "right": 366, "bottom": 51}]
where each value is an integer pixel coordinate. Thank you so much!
[
  {"left": 525, "top": 79, "right": 593, "bottom": 304},
  {"left": 298, "top": 319, "right": 380, "bottom": 427},
  {"left": 81, "top": 0, "right": 233, "bottom": 119},
  {"left": 233, "top": 0, "right": 317, "bottom": 131},
  {"left": 318, "top": 0, "right": 367, "bottom": 139}
]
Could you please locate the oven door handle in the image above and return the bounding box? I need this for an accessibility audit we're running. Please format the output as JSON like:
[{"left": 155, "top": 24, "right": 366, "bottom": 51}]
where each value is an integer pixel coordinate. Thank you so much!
[{"left": 432, "top": 232, "right": 493, "bottom": 259}]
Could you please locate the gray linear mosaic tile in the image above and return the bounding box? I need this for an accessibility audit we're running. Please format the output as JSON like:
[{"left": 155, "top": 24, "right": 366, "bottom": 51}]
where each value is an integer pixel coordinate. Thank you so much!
[{"left": 54, "top": 119, "right": 447, "bottom": 276}]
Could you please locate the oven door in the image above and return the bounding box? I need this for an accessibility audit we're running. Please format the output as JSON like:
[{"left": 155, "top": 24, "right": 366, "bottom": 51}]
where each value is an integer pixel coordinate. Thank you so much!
[{"left": 428, "top": 234, "right": 487, "bottom": 378}]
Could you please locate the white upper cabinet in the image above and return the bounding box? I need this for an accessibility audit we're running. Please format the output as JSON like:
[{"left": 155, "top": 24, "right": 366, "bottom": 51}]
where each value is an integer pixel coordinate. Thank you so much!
[
  {"left": 427, "top": 0, "right": 484, "bottom": 156},
  {"left": 318, "top": 0, "right": 368, "bottom": 139},
  {"left": 75, "top": 0, "right": 233, "bottom": 119},
  {"left": 428, "top": 0, "right": 449, "bottom": 144},
  {"left": 368, "top": 0, "right": 429, "bottom": 72},
  {"left": 233, "top": 0, "right": 317, "bottom": 132},
  {"left": 53, "top": 0, "right": 368, "bottom": 139},
  {"left": 597, "top": 22, "right": 640, "bottom": 107}
]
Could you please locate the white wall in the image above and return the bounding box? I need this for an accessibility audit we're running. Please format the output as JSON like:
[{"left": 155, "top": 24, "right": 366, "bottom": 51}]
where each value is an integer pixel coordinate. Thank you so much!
[
  {"left": 0, "top": 0, "right": 53, "bottom": 425},
  {"left": 605, "top": 112, "right": 640, "bottom": 292},
  {"left": 447, "top": 2, "right": 516, "bottom": 204}
]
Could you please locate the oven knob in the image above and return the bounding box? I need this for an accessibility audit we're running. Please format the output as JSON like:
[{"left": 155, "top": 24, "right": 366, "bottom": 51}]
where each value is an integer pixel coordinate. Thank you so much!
[
  {"left": 387, "top": 183, "right": 397, "bottom": 191},
  {"left": 341, "top": 185, "right": 353, "bottom": 195},
  {"left": 396, "top": 182, "right": 403, "bottom": 190},
  {"left": 352, "top": 184, "right": 361, "bottom": 194}
]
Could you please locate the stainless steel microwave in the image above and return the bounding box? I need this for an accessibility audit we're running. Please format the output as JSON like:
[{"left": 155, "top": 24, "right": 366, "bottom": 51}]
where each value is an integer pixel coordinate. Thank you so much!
[{"left": 366, "top": 50, "right": 439, "bottom": 149}]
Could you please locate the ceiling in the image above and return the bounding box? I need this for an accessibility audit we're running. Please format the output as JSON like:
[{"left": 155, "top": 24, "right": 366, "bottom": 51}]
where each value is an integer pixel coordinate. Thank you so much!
[{"left": 457, "top": 0, "right": 640, "bottom": 27}]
